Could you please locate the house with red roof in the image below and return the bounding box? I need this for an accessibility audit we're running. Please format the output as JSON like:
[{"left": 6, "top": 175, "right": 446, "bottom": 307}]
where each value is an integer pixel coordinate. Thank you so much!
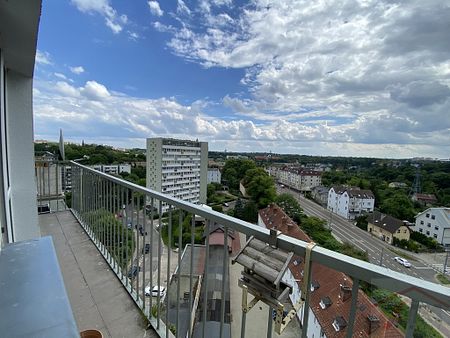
[{"left": 258, "top": 204, "right": 403, "bottom": 338}]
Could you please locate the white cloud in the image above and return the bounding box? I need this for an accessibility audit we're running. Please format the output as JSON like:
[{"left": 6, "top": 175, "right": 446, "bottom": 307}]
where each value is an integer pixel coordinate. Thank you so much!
[
  {"left": 71, "top": 0, "right": 127, "bottom": 34},
  {"left": 81, "top": 80, "right": 111, "bottom": 100},
  {"left": 36, "top": 50, "right": 52, "bottom": 65},
  {"left": 54, "top": 73, "right": 67, "bottom": 80},
  {"left": 70, "top": 66, "right": 85, "bottom": 74},
  {"left": 177, "top": 0, "right": 191, "bottom": 16},
  {"left": 148, "top": 1, "right": 164, "bottom": 16}
]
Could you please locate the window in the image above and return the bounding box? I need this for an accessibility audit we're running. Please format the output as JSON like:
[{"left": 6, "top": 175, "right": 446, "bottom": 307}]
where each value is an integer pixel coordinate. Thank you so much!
[
  {"left": 419, "top": 228, "right": 423, "bottom": 233},
  {"left": 426, "top": 231, "right": 430, "bottom": 235},
  {"left": 426, "top": 213, "right": 430, "bottom": 218},
  {"left": 431, "top": 215, "right": 436, "bottom": 220},
  {"left": 435, "top": 226, "right": 439, "bottom": 231},
  {"left": 397, "top": 230, "right": 401, "bottom": 233},
  {"left": 427, "top": 223, "right": 431, "bottom": 227},
  {"left": 433, "top": 234, "right": 438, "bottom": 239},
  {"left": 420, "top": 220, "right": 424, "bottom": 225}
]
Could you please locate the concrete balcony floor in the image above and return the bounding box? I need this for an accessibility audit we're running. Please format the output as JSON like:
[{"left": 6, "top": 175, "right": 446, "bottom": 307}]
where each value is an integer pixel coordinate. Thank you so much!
[{"left": 39, "top": 210, "right": 157, "bottom": 338}]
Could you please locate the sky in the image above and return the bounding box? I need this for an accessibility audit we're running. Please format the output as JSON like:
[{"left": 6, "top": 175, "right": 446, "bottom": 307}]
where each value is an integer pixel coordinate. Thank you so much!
[{"left": 34, "top": 0, "right": 450, "bottom": 158}]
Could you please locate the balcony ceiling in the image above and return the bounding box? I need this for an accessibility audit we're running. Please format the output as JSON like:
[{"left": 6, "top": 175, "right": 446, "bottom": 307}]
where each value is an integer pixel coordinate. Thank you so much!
[{"left": 0, "top": 0, "right": 41, "bottom": 76}]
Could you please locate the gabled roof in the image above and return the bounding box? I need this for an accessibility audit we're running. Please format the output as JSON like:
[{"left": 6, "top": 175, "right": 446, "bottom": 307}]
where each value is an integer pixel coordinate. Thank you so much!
[
  {"left": 202, "top": 223, "right": 235, "bottom": 239},
  {"left": 367, "top": 211, "right": 408, "bottom": 234},
  {"left": 413, "top": 193, "right": 437, "bottom": 202},
  {"left": 415, "top": 207, "right": 450, "bottom": 223},
  {"left": 331, "top": 186, "right": 374, "bottom": 199},
  {"left": 259, "top": 204, "right": 403, "bottom": 338}
]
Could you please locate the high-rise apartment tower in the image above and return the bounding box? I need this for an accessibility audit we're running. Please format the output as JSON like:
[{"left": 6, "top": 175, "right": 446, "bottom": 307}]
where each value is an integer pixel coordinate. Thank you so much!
[{"left": 146, "top": 138, "right": 208, "bottom": 212}]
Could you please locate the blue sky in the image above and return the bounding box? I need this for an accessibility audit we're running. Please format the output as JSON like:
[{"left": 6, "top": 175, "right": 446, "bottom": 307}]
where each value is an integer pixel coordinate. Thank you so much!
[{"left": 34, "top": 1, "right": 450, "bottom": 158}]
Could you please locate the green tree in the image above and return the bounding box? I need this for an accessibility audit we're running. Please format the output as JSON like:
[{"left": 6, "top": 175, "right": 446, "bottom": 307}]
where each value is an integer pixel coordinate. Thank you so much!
[{"left": 244, "top": 168, "right": 276, "bottom": 208}]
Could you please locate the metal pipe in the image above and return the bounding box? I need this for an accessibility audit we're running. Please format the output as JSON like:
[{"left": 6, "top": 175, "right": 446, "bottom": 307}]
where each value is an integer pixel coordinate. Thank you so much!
[{"left": 405, "top": 299, "right": 420, "bottom": 338}]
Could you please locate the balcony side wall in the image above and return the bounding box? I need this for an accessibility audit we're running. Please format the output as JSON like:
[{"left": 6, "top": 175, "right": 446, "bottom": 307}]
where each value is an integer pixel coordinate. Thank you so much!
[{"left": 5, "top": 70, "right": 39, "bottom": 241}]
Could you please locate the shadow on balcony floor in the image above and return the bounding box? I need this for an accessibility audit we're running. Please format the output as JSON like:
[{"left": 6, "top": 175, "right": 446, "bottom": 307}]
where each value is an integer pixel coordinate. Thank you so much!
[{"left": 39, "top": 210, "right": 157, "bottom": 338}]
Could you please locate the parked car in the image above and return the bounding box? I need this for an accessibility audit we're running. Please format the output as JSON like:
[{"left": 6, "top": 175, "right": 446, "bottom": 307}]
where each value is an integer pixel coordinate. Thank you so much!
[
  {"left": 145, "top": 285, "right": 166, "bottom": 298},
  {"left": 138, "top": 225, "right": 147, "bottom": 236},
  {"left": 223, "top": 202, "right": 229, "bottom": 207},
  {"left": 142, "top": 243, "right": 150, "bottom": 254},
  {"left": 394, "top": 257, "right": 411, "bottom": 268},
  {"left": 127, "top": 265, "right": 140, "bottom": 278}
]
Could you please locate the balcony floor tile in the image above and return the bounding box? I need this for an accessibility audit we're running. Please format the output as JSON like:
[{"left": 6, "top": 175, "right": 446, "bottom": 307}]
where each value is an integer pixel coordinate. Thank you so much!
[{"left": 39, "top": 211, "right": 157, "bottom": 338}]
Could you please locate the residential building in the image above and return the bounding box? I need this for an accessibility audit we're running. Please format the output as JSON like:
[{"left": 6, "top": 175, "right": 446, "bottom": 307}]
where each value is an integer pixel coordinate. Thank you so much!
[
  {"left": 207, "top": 167, "right": 221, "bottom": 184},
  {"left": 146, "top": 138, "right": 208, "bottom": 212},
  {"left": 388, "top": 182, "right": 408, "bottom": 189},
  {"left": 327, "top": 186, "right": 375, "bottom": 219},
  {"left": 414, "top": 208, "right": 450, "bottom": 247},
  {"left": 269, "top": 166, "right": 322, "bottom": 192},
  {"left": 412, "top": 193, "right": 438, "bottom": 206},
  {"left": 311, "top": 185, "right": 329, "bottom": 206},
  {"left": 258, "top": 204, "right": 403, "bottom": 338},
  {"left": 367, "top": 211, "right": 411, "bottom": 244}
]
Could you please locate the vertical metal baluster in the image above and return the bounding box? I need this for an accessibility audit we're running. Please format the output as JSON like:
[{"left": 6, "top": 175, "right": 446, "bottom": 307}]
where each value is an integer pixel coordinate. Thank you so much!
[
  {"left": 405, "top": 299, "right": 420, "bottom": 338},
  {"left": 142, "top": 194, "right": 147, "bottom": 310},
  {"left": 120, "top": 186, "right": 125, "bottom": 279},
  {"left": 131, "top": 193, "right": 136, "bottom": 292},
  {"left": 220, "top": 224, "right": 228, "bottom": 338},
  {"left": 166, "top": 205, "right": 172, "bottom": 337},
  {"left": 136, "top": 193, "right": 141, "bottom": 301},
  {"left": 266, "top": 307, "right": 273, "bottom": 338},
  {"left": 201, "top": 220, "right": 210, "bottom": 338},
  {"left": 149, "top": 197, "right": 154, "bottom": 314},
  {"left": 301, "top": 263, "right": 313, "bottom": 338},
  {"left": 106, "top": 180, "right": 113, "bottom": 264},
  {"left": 114, "top": 183, "right": 118, "bottom": 271},
  {"left": 345, "top": 278, "right": 360, "bottom": 338},
  {"left": 176, "top": 210, "right": 183, "bottom": 338},
  {"left": 124, "top": 187, "right": 129, "bottom": 288},
  {"left": 188, "top": 213, "right": 195, "bottom": 338},
  {"left": 56, "top": 162, "right": 59, "bottom": 211},
  {"left": 47, "top": 160, "right": 50, "bottom": 209},
  {"left": 157, "top": 200, "right": 162, "bottom": 329}
]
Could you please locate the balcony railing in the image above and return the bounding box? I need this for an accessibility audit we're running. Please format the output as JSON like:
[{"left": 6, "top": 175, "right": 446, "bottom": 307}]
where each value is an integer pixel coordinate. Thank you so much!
[{"left": 38, "top": 160, "right": 450, "bottom": 338}]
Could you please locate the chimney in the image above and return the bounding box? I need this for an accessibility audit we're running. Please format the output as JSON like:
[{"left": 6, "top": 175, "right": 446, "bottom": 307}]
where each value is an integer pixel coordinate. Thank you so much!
[
  {"left": 340, "top": 284, "right": 352, "bottom": 301},
  {"left": 367, "top": 315, "right": 380, "bottom": 334}
]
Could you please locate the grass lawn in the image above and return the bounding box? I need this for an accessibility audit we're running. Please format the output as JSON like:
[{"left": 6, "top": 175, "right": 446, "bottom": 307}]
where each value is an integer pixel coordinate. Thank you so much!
[{"left": 436, "top": 273, "right": 450, "bottom": 285}]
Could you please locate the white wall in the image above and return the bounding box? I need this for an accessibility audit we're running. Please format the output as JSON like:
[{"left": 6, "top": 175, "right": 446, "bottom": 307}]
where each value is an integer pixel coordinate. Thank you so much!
[{"left": 5, "top": 70, "right": 39, "bottom": 241}]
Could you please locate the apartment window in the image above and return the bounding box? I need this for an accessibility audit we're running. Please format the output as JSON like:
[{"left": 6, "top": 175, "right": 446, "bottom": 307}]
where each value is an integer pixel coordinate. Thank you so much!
[
  {"left": 426, "top": 231, "right": 430, "bottom": 235},
  {"left": 431, "top": 215, "right": 436, "bottom": 220},
  {"left": 435, "top": 226, "right": 439, "bottom": 231},
  {"left": 433, "top": 234, "right": 438, "bottom": 239},
  {"left": 419, "top": 228, "right": 423, "bottom": 233},
  {"left": 420, "top": 220, "right": 424, "bottom": 225},
  {"left": 427, "top": 223, "right": 431, "bottom": 227},
  {"left": 426, "top": 213, "right": 430, "bottom": 218}
]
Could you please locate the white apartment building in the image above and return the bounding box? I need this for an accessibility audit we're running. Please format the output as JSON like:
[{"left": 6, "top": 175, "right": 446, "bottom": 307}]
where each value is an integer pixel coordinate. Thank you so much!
[
  {"left": 414, "top": 207, "right": 450, "bottom": 247},
  {"left": 327, "top": 186, "right": 375, "bottom": 219},
  {"left": 269, "top": 166, "right": 322, "bottom": 192},
  {"left": 207, "top": 167, "right": 221, "bottom": 184},
  {"left": 146, "top": 138, "right": 208, "bottom": 212}
]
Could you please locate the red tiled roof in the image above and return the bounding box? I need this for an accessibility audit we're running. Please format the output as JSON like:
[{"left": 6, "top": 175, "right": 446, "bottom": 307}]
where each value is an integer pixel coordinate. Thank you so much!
[
  {"left": 413, "top": 193, "right": 437, "bottom": 202},
  {"left": 259, "top": 204, "right": 403, "bottom": 338}
]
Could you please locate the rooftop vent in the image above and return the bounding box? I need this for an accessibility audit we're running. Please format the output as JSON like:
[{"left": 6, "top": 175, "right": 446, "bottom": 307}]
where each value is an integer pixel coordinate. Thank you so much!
[
  {"left": 367, "top": 315, "right": 380, "bottom": 334},
  {"left": 339, "top": 284, "right": 352, "bottom": 301},
  {"left": 311, "top": 280, "right": 320, "bottom": 292},
  {"left": 332, "top": 316, "right": 347, "bottom": 332},
  {"left": 319, "top": 296, "right": 332, "bottom": 309}
]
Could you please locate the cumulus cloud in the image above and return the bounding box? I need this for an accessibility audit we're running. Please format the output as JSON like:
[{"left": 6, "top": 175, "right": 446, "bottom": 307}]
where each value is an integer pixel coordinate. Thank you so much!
[
  {"left": 148, "top": 1, "right": 164, "bottom": 16},
  {"left": 71, "top": 0, "right": 128, "bottom": 34},
  {"left": 70, "top": 66, "right": 85, "bottom": 74},
  {"left": 36, "top": 50, "right": 52, "bottom": 65}
]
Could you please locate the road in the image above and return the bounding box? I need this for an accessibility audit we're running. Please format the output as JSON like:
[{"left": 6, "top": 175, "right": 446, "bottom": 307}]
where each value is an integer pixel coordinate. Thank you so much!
[{"left": 277, "top": 185, "right": 450, "bottom": 333}]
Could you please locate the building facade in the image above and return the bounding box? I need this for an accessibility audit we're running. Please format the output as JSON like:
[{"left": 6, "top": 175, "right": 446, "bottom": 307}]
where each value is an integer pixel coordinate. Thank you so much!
[
  {"left": 327, "top": 186, "right": 375, "bottom": 219},
  {"left": 367, "top": 211, "right": 411, "bottom": 244},
  {"left": 414, "top": 207, "right": 450, "bottom": 247},
  {"left": 269, "top": 166, "right": 322, "bottom": 192},
  {"left": 146, "top": 138, "right": 208, "bottom": 212},
  {"left": 207, "top": 167, "right": 221, "bottom": 184}
]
